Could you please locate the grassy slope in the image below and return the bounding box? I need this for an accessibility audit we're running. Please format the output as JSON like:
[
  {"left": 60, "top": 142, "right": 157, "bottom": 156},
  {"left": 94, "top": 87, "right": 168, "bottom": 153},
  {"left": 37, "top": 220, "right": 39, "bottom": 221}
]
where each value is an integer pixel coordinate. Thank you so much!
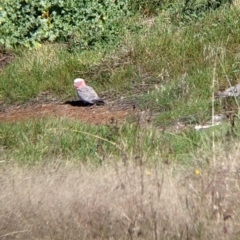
[
  {"left": 1, "top": 4, "right": 240, "bottom": 166},
  {"left": 1, "top": 6, "right": 240, "bottom": 111},
  {"left": 2, "top": 3, "right": 240, "bottom": 240}
]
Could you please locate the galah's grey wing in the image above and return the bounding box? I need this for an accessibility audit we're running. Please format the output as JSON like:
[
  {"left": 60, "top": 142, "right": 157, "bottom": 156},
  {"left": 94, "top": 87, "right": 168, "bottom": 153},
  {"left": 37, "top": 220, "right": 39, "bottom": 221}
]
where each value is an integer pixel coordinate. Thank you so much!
[
  {"left": 77, "top": 85, "right": 104, "bottom": 104},
  {"left": 215, "top": 83, "right": 240, "bottom": 98}
]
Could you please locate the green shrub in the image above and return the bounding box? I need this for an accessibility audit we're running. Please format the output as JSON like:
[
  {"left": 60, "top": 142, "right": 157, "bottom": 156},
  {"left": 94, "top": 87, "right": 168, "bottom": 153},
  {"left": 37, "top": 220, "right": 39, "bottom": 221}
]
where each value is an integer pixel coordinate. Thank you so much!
[{"left": 0, "top": 0, "right": 130, "bottom": 50}]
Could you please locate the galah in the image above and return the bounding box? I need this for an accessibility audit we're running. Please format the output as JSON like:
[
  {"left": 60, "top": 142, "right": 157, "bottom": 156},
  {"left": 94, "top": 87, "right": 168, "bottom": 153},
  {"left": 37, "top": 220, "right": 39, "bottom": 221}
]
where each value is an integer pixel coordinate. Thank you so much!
[
  {"left": 215, "top": 83, "right": 240, "bottom": 98},
  {"left": 73, "top": 78, "right": 104, "bottom": 105}
]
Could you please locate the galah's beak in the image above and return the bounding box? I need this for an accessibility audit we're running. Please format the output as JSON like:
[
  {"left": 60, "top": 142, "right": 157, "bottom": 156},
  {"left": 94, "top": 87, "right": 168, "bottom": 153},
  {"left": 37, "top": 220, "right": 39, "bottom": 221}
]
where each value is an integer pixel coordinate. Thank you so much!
[{"left": 74, "top": 81, "right": 84, "bottom": 89}]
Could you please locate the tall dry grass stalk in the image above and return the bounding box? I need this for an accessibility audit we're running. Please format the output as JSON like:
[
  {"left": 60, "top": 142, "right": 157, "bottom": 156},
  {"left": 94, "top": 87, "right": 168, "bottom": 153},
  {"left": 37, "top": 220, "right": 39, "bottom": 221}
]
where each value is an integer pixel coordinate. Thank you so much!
[{"left": 1, "top": 144, "right": 240, "bottom": 240}]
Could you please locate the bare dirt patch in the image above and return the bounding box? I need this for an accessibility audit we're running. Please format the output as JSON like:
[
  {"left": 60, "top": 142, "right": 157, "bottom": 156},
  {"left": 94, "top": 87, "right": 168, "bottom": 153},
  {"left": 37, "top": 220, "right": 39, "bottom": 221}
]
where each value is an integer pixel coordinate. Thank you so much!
[{"left": 0, "top": 102, "right": 134, "bottom": 124}]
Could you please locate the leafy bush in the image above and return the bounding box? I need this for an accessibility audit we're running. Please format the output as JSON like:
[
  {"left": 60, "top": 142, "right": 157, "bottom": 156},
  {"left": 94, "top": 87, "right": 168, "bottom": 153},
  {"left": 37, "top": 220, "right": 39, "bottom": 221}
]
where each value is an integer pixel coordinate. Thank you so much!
[{"left": 0, "top": 0, "right": 130, "bottom": 50}]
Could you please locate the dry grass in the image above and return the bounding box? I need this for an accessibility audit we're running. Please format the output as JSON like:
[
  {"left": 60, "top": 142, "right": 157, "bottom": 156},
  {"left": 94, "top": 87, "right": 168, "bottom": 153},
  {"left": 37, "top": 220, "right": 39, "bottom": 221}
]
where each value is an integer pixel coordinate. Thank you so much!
[
  {"left": 1, "top": 144, "right": 240, "bottom": 240},
  {"left": 232, "top": 0, "right": 240, "bottom": 7}
]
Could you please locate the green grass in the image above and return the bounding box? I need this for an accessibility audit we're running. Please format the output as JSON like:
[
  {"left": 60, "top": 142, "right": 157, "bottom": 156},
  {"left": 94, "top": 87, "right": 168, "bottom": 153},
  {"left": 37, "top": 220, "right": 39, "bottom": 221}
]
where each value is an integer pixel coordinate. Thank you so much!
[
  {"left": 1, "top": 116, "right": 239, "bottom": 166},
  {"left": 0, "top": 45, "right": 107, "bottom": 104}
]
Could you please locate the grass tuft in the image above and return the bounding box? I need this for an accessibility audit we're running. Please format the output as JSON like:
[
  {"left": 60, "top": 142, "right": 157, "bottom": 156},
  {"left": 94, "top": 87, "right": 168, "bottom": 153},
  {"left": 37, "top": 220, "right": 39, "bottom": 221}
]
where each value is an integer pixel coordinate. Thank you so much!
[{"left": 1, "top": 115, "right": 240, "bottom": 167}]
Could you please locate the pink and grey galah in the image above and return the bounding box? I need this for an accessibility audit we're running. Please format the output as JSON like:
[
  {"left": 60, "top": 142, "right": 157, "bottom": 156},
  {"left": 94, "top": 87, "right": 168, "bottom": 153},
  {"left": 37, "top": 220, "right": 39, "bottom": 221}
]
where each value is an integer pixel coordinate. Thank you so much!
[
  {"left": 215, "top": 83, "right": 240, "bottom": 98},
  {"left": 73, "top": 78, "right": 104, "bottom": 105}
]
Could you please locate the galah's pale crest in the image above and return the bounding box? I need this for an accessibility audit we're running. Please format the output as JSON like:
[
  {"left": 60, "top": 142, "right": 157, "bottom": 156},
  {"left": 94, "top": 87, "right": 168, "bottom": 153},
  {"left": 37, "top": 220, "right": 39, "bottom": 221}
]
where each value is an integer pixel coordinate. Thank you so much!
[
  {"left": 215, "top": 83, "right": 240, "bottom": 98},
  {"left": 73, "top": 78, "right": 104, "bottom": 105}
]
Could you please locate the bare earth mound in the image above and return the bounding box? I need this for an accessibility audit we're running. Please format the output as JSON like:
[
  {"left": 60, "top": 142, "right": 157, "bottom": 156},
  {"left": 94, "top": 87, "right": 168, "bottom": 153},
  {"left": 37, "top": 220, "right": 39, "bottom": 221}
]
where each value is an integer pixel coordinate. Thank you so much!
[{"left": 0, "top": 103, "right": 134, "bottom": 124}]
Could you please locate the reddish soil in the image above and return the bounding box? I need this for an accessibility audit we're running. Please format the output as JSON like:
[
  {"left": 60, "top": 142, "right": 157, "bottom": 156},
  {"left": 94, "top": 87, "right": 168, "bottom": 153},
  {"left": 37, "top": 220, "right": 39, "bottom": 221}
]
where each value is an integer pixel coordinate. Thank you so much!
[{"left": 0, "top": 102, "right": 134, "bottom": 125}]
